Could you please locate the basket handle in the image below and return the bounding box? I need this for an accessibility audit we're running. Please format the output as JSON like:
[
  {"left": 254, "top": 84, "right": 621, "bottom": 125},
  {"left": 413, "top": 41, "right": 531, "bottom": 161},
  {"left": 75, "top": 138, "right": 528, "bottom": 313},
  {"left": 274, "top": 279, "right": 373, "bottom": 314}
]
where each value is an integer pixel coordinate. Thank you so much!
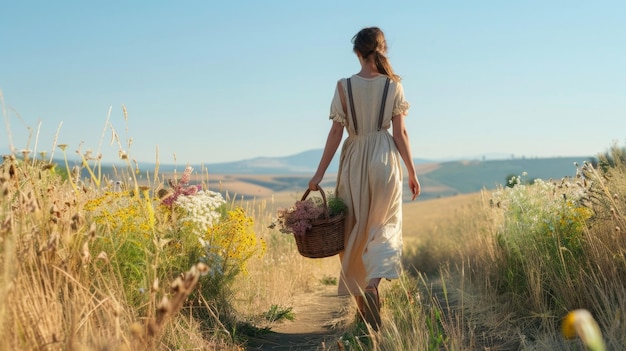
[{"left": 301, "top": 186, "right": 329, "bottom": 219}]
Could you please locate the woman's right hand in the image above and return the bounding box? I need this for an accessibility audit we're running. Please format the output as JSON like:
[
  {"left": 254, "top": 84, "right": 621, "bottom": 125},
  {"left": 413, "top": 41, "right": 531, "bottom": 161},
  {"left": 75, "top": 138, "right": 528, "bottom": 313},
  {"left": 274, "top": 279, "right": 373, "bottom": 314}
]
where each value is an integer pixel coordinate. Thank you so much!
[{"left": 308, "top": 175, "right": 323, "bottom": 191}]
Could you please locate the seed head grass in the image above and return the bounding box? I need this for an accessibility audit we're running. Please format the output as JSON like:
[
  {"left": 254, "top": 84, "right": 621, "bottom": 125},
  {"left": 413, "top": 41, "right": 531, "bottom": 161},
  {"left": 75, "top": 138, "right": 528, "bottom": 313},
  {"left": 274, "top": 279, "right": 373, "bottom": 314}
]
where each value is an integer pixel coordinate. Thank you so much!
[
  {"left": 1, "top": 105, "right": 266, "bottom": 350},
  {"left": 3, "top": 100, "right": 626, "bottom": 349}
]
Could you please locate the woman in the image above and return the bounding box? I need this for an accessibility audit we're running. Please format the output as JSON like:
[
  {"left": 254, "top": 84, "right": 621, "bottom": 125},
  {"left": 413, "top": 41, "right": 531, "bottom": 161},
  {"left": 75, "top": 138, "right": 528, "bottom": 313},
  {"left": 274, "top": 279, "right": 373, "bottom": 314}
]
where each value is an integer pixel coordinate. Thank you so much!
[{"left": 308, "top": 27, "right": 421, "bottom": 331}]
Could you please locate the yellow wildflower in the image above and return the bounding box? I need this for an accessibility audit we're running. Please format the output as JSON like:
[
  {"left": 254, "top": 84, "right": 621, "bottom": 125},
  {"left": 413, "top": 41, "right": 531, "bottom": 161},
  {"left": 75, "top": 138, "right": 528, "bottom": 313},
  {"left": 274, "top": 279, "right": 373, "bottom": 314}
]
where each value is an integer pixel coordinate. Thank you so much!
[{"left": 562, "top": 309, "right": 605, "bottom": 351}]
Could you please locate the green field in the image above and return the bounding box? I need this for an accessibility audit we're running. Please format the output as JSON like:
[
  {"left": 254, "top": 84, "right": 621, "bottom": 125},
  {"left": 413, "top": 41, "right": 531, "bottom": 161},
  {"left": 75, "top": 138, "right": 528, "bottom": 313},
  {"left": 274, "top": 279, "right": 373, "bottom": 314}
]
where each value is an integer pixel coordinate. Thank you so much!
[{"left": 415, "top": 156, "right": 590, "bottom": 199}]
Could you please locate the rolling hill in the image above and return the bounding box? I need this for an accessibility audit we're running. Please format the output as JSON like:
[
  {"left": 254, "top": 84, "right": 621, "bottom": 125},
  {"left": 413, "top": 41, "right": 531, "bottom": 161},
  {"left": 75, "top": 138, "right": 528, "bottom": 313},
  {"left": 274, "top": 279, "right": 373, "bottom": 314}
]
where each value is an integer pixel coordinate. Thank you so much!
[
  {"left": 149, "top": 152, "right": 594, "bottom": 202},
  {"left": 8, "top": 149, "right": 594, "bottom": 202},
  {"left": 413, "top": 157, "right": 590, "bottom": 200}
]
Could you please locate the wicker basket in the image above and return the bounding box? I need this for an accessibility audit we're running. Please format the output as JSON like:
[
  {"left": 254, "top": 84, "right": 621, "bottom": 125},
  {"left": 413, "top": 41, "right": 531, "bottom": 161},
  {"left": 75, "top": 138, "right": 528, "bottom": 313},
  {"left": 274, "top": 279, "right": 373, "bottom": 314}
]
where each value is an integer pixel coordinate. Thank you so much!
[{"left": 293, "top": 187, "right": 346, "bottom": 258}]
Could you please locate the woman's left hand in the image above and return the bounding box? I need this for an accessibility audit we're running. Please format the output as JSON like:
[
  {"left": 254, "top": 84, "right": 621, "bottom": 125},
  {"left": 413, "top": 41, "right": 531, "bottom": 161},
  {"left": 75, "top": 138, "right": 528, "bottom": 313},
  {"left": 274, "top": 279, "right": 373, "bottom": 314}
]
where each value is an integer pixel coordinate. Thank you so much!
[{"left": 408, "top": 175, "right": 421, "bottom": 201}]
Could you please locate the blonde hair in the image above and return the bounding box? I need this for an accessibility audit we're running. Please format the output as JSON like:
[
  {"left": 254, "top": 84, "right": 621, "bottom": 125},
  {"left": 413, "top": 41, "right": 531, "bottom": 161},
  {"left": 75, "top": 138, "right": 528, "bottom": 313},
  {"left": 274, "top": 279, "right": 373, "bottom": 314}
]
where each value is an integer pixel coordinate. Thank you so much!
[{"left": 352, "top": 27, "right": 400, "bottom": 81}]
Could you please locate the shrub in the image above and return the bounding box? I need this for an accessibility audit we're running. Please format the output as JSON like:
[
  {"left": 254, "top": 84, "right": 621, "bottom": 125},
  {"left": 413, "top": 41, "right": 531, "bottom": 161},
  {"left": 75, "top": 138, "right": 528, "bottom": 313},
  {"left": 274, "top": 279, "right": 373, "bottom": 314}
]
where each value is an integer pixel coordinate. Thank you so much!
[{"left": 490, "top": 172, "right": 593, "bottom": 305}]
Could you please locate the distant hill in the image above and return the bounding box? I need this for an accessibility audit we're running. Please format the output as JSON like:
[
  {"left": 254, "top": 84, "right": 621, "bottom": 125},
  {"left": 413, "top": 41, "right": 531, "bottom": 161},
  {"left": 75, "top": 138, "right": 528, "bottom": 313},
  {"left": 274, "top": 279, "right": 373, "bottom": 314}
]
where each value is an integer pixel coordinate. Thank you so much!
[
  {"left": 193, "top": 155, "right": 592, "bottom": 202},
  {"left": 198, "top": 150, "right": 332, "bottom": 174},
  {"left": 415, "top": 157, "right": 591, "bottom": 200},
  {"left": 146, "top": 149, "right": 435, "bottom": 175},
  {"left": 161, "top": 153, "right": 593, "bottom": 201},
  {"left": 3, "top": 148, "right": 594, "bottom": 201}
]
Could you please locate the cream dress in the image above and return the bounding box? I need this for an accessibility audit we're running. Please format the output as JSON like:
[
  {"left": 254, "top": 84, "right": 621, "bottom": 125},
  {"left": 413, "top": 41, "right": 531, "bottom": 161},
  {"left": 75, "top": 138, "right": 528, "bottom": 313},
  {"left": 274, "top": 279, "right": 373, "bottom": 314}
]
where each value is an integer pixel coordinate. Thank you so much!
[{"left": 329, "top": 74, "right": 410, "bottom": 296}]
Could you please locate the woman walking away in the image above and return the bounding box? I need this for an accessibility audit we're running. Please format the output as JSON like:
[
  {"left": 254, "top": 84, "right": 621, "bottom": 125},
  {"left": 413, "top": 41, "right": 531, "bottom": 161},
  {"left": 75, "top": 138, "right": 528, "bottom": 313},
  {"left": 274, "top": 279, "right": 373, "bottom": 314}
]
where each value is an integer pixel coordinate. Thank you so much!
[{"left": 308, "top": 27, "right": 421, "bottom": 332}]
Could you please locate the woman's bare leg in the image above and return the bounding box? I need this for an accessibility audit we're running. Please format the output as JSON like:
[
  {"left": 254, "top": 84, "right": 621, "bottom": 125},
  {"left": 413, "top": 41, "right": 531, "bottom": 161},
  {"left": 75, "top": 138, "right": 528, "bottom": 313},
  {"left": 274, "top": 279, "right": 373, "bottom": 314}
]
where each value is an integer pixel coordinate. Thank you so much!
[{"left": 363, "top": 278, "right": 382, "bottom": 331}]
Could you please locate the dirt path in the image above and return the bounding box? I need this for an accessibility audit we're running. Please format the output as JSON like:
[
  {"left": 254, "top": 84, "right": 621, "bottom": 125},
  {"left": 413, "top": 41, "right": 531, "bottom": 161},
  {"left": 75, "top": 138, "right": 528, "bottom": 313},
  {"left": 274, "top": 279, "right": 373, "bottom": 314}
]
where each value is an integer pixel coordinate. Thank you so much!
[{"left": 245, "top": 284, "right": 353, "bottom": 351}]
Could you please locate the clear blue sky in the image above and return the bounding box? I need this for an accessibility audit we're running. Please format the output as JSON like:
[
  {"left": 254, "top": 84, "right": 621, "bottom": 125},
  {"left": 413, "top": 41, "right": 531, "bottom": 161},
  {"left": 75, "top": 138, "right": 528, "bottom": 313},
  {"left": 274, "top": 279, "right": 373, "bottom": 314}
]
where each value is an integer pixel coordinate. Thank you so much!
[{"left": 2, "top": 1, "right": 624, "bottom": 165}]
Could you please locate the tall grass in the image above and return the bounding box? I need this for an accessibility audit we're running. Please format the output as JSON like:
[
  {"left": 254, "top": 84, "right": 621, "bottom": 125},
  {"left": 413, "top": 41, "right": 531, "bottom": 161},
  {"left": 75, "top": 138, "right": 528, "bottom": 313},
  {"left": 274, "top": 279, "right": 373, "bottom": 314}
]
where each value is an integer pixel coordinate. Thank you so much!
[
  {"left": 0, "top": 154, "right": 248, "bottom": 350},
  {"left": 3, "top": 100, "right": 625, "bottom": 350},
  {"left": 0, "top": 103, "right": 269, "bottom": 349},
  {"left": 0, "top": 107, "right": 347, "bottom": 350},
  {"left": 401, "top": 146, "right": 626, "bottom": 350}
]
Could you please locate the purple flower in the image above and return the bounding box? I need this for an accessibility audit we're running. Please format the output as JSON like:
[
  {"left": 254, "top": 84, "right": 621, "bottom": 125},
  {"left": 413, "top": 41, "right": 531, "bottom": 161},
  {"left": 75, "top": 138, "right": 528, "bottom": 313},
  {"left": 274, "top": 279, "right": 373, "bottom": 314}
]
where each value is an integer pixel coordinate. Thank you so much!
[
  {"left": 161, "top": 167, "right": 202, "bottom": 207},
  {"left": 276, "top": 199, "right": 324, "bottom": 236}
]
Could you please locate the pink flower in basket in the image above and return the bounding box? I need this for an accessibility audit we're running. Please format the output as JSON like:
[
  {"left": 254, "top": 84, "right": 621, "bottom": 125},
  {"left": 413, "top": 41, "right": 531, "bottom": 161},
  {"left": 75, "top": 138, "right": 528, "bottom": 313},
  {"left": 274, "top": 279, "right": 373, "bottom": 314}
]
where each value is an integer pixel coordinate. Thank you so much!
[
  {"left": 273, "top": 193, "right": 347, "bottom": 237},
  {"left": 276, "top": 199, "right": 324, "bottom": 236}
]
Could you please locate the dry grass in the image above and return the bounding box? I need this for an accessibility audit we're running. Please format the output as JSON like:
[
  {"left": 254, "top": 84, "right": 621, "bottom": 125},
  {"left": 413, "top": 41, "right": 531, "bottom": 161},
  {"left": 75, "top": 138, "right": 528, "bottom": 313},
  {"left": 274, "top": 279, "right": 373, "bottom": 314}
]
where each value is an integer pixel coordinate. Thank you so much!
[
  {"left": 5, "top": 153, "right": 625, "bottom": 350},
  {"left": 3, "top": 96, "right": 624, "bottom": 350},
  {"left": 401, "top": 192, "right": 494, "bottom": 276},
  {"left": 229, "top": 194, "right": 341, "bottom": 323},
  {"left": 0, "top": 155, "right": 238, "bottom": 351},
  {"left": 398, "top": 158, "right": 626, "bottom": 350},
  {"left": 401, "top": 192, "right": 484, "bottom": 244},
  {"left": 0, "top": 157, "right": 126, "bottom": 350}
]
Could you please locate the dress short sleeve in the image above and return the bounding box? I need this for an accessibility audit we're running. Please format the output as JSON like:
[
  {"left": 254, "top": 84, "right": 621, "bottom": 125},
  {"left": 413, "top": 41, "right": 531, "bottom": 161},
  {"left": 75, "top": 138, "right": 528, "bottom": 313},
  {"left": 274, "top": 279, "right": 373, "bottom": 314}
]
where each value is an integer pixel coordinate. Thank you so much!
[
  {"left": 392, "top": 82, "right": 410, "bottom": 117},
  {"left": 329, "top": 80, "right": 347, "bottom": 125}
]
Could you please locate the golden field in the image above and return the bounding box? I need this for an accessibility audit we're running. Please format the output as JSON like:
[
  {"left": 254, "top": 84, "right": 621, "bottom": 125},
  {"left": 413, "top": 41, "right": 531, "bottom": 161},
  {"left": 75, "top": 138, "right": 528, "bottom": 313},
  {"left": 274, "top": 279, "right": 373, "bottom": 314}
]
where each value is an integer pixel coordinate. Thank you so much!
[{"left": 2, "top": 143, "right": 626, "bottom": 350}]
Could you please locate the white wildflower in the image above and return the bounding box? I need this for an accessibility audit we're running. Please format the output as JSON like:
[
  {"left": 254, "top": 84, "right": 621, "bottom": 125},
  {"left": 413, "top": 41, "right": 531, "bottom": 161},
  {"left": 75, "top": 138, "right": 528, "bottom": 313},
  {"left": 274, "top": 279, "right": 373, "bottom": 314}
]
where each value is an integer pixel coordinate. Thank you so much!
[{"left": 174, "top": 190, "right": 226, "bottom": 238}]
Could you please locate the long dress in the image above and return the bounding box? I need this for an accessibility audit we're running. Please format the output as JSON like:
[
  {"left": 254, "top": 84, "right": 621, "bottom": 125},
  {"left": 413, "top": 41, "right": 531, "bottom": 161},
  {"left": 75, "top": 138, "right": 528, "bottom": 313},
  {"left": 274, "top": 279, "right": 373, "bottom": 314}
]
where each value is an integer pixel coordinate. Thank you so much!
[{"left": 329, "top": 74, "right": 411, "bottom": 296}]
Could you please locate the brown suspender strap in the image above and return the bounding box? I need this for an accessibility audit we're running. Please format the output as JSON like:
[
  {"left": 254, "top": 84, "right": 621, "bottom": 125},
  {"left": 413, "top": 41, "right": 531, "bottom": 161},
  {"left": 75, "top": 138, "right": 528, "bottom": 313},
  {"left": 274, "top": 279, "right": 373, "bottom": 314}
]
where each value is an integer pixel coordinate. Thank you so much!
[
  {"left": 346, "top": 77, "right": 390, "bottom": 134},
  {"left": 346, "top": 78, "right": 358, "bottom": 135},
  {"left": 377, "top": 78, "right": 391, "bottom": 131},
  {"left": 337, "top": 81, "right": 348, "bottom": 116}
]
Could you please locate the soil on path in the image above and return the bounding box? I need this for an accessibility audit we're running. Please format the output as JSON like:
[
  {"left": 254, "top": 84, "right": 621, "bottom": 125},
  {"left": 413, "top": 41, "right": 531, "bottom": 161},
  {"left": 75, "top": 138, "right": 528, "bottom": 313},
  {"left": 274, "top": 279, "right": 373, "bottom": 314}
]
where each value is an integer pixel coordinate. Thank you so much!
[{"left": 245, "top": 284, "right": 353, "bottom": 351}]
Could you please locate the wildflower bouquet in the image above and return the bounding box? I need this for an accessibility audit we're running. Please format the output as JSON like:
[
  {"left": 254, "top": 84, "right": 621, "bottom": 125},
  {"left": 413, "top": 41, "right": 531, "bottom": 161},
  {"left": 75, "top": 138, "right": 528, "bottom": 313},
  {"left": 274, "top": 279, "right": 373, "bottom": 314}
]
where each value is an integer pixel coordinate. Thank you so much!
[
  {"left": 275, "top": 190, "right": 347, "bottom": 236},
  {"left": 273, "top": 187, "right": 347, "bottom": 258}
]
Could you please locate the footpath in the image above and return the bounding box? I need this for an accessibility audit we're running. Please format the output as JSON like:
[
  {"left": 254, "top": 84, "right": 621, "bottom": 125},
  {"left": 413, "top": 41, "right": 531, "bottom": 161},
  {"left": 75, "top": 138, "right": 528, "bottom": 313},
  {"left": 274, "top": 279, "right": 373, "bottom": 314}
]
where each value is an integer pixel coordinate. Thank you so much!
[{"left": 245, "top": 284, "right": 352, "bottom": 351}]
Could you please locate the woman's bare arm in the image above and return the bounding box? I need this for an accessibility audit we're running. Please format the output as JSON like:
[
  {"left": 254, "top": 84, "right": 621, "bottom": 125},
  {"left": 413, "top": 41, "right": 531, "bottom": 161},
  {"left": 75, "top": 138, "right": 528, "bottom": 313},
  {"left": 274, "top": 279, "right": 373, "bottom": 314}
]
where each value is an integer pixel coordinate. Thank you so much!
[{"left": 392, "top": 114, "right": 421, "bottom": 200}]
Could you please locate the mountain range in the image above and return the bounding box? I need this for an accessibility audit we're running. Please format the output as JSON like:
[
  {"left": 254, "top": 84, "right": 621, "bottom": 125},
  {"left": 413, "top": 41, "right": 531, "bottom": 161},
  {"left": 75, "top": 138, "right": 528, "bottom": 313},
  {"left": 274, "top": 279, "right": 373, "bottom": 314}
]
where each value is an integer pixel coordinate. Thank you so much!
[{"left": 156, "top": 150, "right": 518, "bottom": 175}]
